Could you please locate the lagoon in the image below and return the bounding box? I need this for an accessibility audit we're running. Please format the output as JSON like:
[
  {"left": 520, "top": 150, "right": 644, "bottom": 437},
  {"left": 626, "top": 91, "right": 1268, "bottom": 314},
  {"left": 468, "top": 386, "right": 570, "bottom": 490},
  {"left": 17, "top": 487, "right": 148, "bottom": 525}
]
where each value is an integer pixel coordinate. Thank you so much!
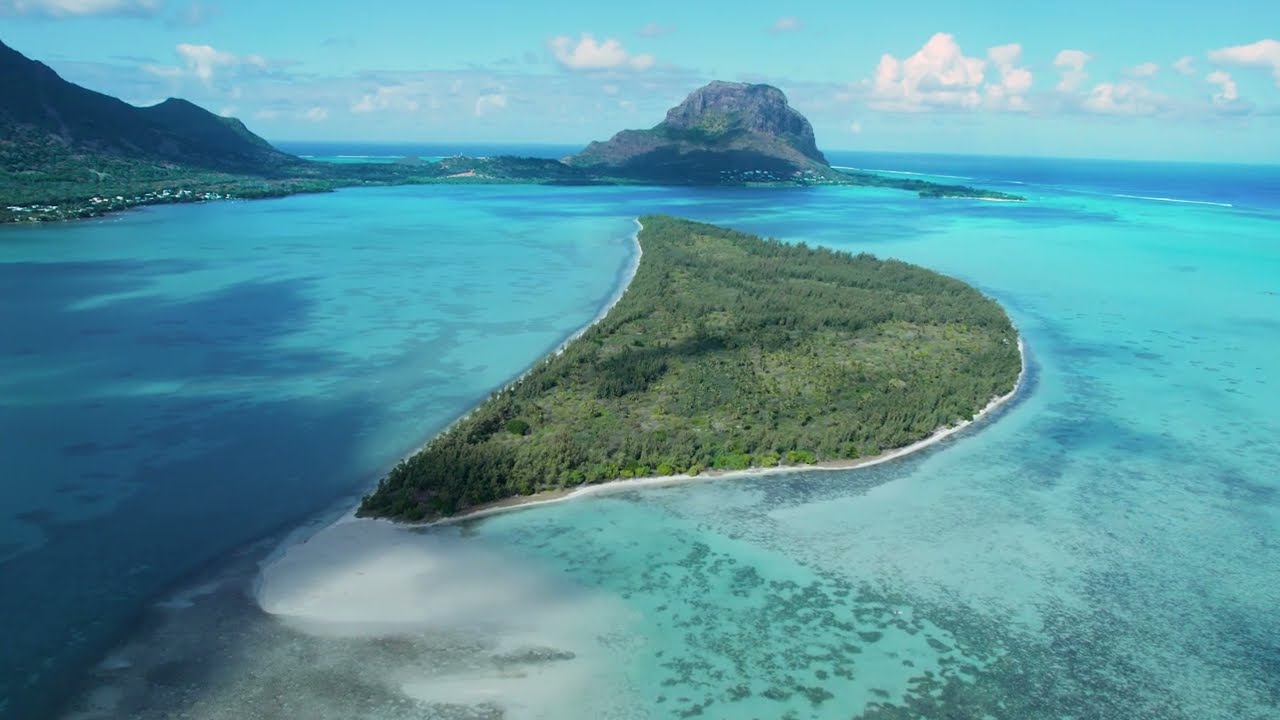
[{"left": 2, "top": 154, "right": 1278, "bottom": 719}]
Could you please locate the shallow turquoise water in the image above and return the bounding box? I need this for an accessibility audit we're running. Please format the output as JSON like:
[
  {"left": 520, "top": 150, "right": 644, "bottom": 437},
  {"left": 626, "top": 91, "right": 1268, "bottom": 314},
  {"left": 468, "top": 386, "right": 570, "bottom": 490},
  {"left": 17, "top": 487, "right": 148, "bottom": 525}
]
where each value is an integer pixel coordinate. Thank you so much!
[{"left": 2, "top": 159, "right": 1279, "bottom": 719}]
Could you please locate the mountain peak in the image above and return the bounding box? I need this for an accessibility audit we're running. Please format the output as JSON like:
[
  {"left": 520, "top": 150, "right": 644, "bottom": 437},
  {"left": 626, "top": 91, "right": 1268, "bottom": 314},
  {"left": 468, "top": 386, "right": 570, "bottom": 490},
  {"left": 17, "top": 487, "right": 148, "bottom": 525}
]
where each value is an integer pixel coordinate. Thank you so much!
[
  {"left": 660, "top": 81, "right": 825, "bottom": 163},
  {"left": 567, "top": 81, "right": 830, "bottom": 183},
  {"left": 0, "top": 39, "right": 296, "bottom": 174}
]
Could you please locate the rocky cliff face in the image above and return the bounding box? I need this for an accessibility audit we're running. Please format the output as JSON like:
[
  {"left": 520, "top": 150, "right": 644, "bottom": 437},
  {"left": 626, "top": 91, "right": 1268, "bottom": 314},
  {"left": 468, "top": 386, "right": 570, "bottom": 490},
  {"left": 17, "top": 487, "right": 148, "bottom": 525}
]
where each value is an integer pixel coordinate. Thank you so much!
[
  {"left": 567, "top": 81, "right": 832, "bottom": 183},
  {"left": 660, "top": 81, "right": 825, "bottom": 162}
]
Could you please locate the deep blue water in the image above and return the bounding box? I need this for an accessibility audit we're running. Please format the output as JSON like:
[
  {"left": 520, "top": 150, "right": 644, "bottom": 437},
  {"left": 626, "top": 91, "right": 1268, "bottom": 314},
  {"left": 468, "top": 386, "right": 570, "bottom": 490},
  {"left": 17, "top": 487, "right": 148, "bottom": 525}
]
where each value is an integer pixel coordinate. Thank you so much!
[
  {"left": 1, "top": 154, "right": 1278, "bottom": 719},
  {"left": 826, "top": 150, "right": 1280, "bottom": 210}
]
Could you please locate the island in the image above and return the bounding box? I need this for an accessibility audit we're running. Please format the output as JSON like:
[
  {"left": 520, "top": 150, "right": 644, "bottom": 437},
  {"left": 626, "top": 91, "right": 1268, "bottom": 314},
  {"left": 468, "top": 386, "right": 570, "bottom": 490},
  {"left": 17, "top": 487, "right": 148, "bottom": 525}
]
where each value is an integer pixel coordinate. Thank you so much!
[
  {"left": 0, "top": 40, "right": 1022, "bottom": 224},
  {"left": 358, "top": 216, "right": 1022, "bottom": 521}
]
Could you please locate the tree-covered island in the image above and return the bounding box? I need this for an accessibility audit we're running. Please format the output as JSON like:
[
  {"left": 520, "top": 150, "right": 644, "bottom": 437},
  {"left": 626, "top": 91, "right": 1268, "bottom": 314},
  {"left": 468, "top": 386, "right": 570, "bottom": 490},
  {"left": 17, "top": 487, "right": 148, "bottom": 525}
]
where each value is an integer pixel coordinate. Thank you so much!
[{"left": 359, "top": 216, "right": 1022, "bottom": 521}]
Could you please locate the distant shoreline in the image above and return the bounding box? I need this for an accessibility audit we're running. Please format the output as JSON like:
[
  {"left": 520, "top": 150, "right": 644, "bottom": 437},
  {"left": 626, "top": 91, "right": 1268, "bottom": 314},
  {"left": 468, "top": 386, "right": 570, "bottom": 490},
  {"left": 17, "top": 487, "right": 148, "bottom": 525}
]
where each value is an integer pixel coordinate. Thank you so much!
[{"left": 428, "top": 335, "right": 1026, "bottom": 526}]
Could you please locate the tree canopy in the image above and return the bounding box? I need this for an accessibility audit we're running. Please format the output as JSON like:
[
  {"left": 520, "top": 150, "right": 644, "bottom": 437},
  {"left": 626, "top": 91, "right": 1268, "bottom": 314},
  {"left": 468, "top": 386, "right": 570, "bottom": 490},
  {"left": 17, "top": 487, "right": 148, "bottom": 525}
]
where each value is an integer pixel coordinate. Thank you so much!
[{"left": 359, "top": 215, "right": 1021, "bottom": 521}]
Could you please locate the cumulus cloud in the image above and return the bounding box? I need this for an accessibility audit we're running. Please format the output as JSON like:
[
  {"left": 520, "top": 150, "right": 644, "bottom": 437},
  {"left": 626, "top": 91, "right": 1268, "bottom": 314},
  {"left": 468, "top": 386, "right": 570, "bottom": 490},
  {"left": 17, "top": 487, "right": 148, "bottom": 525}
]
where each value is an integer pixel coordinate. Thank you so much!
[
  {"left": 1053, "top": 49, "right": 1092, "bottom": 92},
  {"left": 1204, "top": 70, "right": 1252, "bottom": 114},
  {"left": 177, "top": 43, "right": 240, "bottom": 82},
  {"left": 1203, "top": 71, "right": 1254, "bottom": 115},
  {"left": 1173, "top": 56, "right": 1197, "bottom": 76},
  {"left": 547, "top": 33, "right": 654, "bottom": 71},
  {"left": 1081, "top": 81, "right": 1170, "bottom": 115},
  {"left": 302, "top": 106, "right": 328, "bottom": 122},
  {"left": 770, "top": 16, "right": 802, "bottom": 33},
  {"left": 1206, "top": 70, "right": 1238, "bottom": 102},
  {"left": 1208, "top": 38, "right": 1280, "bottom": 85},
  {"left": 0, "top": 0, "right": 159, "bottom": 16},
  {"left": 985, "top": 43, "right": 1033, "bottom": 111},
  {"left": 1126, "top": 62, "right": 1159, "bottom": 78},
  {"left": 848, "top": 120, "right": 862, "bottom": 134},
  {"left": 142, "top": 43, "right": 266, "bottom": 85},
  {"left": 871, "top": 33, "right": 986, "bottom": 111},
  {"left": 474, "top": 93, "right": 507, "bottom": 116}
]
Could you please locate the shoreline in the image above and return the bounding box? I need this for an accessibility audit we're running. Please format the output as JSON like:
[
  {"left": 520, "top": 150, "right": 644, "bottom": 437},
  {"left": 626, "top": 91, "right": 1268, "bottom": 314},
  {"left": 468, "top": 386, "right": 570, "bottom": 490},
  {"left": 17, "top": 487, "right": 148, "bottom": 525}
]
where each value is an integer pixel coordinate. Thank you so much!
[
  {"left": 246, "top": 220, "right": 645, "bottom": 574},
  {"left": 371, "top": 218, "right": 644, "bottom": 479},
  {"left": 430, "top": 334, "right": 1027, "bottom": 526}
]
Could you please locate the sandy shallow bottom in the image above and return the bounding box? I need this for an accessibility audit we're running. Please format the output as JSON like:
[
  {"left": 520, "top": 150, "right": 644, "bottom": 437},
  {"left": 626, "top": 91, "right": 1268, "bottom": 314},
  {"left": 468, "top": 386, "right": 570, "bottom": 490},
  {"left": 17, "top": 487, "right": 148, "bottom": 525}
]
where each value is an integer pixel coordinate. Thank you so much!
[
  {"left": 62, "top": 515, "right": 644, "bottom": 720},
  {"left": 48, "top": 180, "right": 1280, "bottom": 718},
  {"left": 56, "top": 327, "right": 1027, "bottom": 720},
  {"left": 58, "top": 367, "right": 1028, "bottom": 720}
]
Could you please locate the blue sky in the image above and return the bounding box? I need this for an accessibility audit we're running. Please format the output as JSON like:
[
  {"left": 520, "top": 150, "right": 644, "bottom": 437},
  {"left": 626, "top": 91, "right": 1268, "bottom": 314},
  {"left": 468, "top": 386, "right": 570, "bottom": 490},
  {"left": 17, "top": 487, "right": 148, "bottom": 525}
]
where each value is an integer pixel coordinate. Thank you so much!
[{"left": 3, "top": 0, "right": 1279, "bottom": 161}]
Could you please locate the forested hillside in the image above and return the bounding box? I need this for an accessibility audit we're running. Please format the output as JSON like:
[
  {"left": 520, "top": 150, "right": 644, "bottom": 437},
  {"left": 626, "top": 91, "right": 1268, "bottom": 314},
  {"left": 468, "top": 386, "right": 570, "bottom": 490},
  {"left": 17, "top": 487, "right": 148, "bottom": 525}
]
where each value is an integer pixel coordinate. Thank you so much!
[{"left": 360, "top": 216, "right": 1021, "bottom": 521}]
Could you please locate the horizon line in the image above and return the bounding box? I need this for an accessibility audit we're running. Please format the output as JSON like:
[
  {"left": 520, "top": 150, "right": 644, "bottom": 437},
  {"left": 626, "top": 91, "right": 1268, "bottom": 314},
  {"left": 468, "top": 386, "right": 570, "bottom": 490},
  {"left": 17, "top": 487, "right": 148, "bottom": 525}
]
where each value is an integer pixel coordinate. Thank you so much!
[{"left": 265, "top": 141, "right": 1280, "bottom": 168}]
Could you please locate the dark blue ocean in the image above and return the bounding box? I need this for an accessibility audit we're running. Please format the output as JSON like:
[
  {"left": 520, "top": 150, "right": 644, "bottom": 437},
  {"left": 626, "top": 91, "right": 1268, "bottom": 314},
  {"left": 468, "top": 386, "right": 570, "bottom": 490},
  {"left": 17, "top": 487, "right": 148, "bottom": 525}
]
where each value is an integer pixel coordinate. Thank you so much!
[{"left": 1, "top": 153, "right": 1277, "bottom": 719}]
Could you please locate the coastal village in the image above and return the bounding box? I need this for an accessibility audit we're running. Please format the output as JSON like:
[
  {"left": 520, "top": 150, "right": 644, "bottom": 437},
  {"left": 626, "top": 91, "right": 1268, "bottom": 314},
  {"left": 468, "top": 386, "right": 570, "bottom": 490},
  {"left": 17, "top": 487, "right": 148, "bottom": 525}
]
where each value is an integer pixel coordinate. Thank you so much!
[{"left": 4, "top": 189, "right": 232, "bottom": 223}]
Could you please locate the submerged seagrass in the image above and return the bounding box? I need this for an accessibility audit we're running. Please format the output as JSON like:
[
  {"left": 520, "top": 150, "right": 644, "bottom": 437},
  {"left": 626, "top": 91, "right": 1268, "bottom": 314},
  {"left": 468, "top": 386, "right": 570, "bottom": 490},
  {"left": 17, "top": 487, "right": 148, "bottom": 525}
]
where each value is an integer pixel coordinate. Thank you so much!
[{"left": 359, "top": 216, "right": 1020, "bottom": 520}]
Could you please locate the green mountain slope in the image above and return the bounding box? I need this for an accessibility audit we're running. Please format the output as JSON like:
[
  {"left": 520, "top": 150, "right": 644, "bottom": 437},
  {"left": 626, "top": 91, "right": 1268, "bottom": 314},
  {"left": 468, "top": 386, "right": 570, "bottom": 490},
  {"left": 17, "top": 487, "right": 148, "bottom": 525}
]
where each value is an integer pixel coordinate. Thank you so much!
[{"left": 0, "top": 39, "right": 299, "bottom": 175}]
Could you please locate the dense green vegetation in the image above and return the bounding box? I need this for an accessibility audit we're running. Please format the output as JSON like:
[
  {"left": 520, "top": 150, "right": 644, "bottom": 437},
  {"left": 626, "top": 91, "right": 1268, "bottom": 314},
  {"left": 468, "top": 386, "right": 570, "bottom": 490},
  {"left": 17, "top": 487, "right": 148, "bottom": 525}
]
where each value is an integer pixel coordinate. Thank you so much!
[{"left": 359, "top": 216, "right": 1021, "bottom": 521}]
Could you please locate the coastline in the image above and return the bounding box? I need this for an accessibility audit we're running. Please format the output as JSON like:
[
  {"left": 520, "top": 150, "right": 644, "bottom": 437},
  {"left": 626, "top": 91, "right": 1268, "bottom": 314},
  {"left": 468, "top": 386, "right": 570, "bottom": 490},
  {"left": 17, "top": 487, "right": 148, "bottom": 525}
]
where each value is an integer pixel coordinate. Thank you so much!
[
  {"left": 430, "top": 334, "right": 1027, "bottom": 526},
  {"left": 368, "top": 218, "right": 644, "bottom": 479}
]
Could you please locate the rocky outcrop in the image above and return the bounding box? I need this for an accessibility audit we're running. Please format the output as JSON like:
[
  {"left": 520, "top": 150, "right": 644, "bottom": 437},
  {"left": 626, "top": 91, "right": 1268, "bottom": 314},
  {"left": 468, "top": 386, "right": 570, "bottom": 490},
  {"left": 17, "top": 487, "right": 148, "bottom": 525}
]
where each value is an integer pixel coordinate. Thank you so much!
[{"left": 567, "top": 81, "right": 833, "bottom": 183}]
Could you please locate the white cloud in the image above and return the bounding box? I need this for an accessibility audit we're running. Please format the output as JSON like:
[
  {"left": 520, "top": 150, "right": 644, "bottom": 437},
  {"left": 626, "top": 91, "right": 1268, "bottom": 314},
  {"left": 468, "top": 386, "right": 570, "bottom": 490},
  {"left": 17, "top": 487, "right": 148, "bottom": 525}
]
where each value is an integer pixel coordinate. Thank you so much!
[
  {"left": 985, "top": 43, "right": 1032, "bottom": 111},
  {"left": 770, "top": 16, "right": 802, "bottom": 33},
  {"left": 1053, "top": 49, "right": 1092, "bottom": 92},
  {"left": 1206, "top": 71, "right": 1238, "bottom": 102},
  {"left": 1205, "top": 70, "right": 1253, "bottom": 114},
  {"left": 848, "top": 120, "right": 862, "bottom": 134},
  {"left": 474, "top": 93, "right": 507, "bottom": 116},
  {"left": 871, "top": 33, "right": 986, "bottom": 112},
  {"left": 217, "top": 105, "right": 235, "bottom": 117},
  {"left": 302, "top": 106, "right": 328, "bottom": 122},
  {"left": 176, "top": 43, "right": 237, "bottom": 83},
  {"left": 1208, "top": 38, "right": 1280, "bottom": 85},
  {"left": 1082, "top": 81, "right": 1170, "bottom": 115},
  {"left": 0, "top": 0, "right": 159, "bottom": 16},
  {"left": 351, "top": 84, "right": 422, "bottom": 114},
  {"left": 142, "top": 43, "right": 266, "bottom": 85},
  {"left": 1204, "top": 69, "right": 1251, "bottom": 116},
  {"left": 548, "top": 33, "right": 654, "bottom": 71},
  {"left": 1173, "top": 56, "right": 1197, "bottom": 76},
  {"left": 1126, "top": 62, "right": 1159, "bottom": 78}
]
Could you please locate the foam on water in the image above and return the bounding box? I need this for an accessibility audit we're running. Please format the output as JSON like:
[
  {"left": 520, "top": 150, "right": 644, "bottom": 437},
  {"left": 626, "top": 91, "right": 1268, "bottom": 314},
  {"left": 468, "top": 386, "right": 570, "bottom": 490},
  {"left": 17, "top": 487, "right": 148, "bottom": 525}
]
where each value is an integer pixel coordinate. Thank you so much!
[{"left": 1110, "top": 193, "right": 1234, "bottom": 207}]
